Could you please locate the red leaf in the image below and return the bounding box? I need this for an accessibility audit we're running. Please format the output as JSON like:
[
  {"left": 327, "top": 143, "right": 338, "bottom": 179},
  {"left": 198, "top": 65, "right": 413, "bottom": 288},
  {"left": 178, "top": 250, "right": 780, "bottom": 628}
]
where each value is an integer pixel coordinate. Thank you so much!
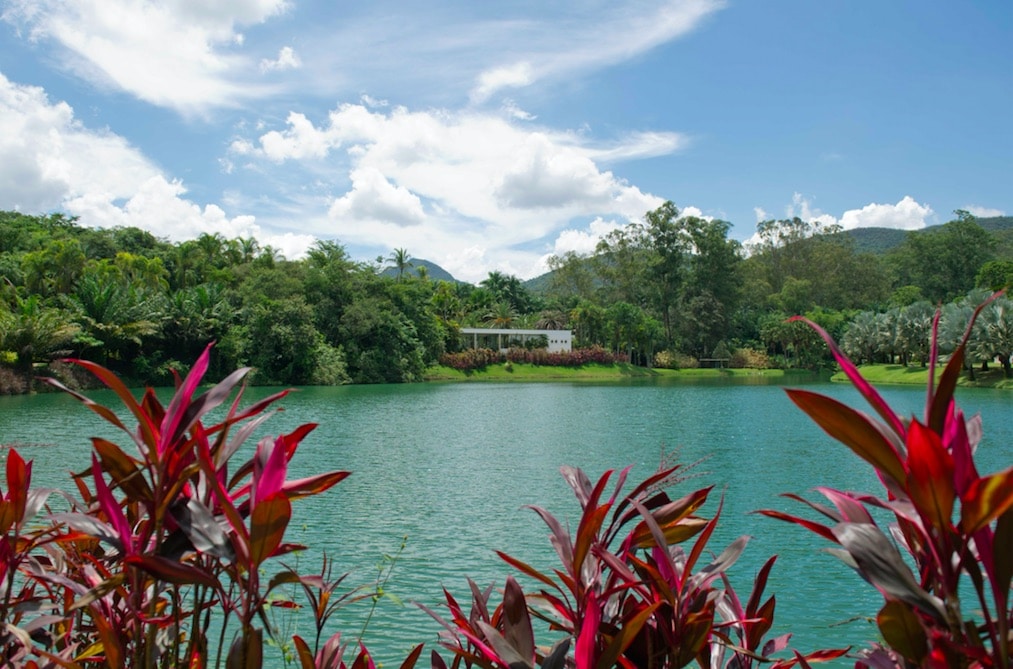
[
  {"left": 961, "top": 466, "right": 1013, "bottom": 533},
  {"left": 757, "top": 509, "right": 838, "bottom": 543},
  {"left": 575, "top": 589, "right": 599, "bottom": 668},
  {"left": 161, "top": 343, "right": 213, "bottom": 456},
  {"left": 249, "top": 494, "right": 291, "bottom": 568},
  {"left": 282, "top": 471, "right": 351, "bottom": 501},
  {"left": 90, "top": 455, "right": 134, "bottom": 555},
  {"left": 789, "top": 316, "right": 906, "bottom": 437},
  {"left": 906, "top": 421, "right": 955, "bottom": 530},
  {"left": 125, "top": 554, "right": 219, "bottom": 588},
  {"left": 786, "top": 389, "right": 907, "bottom": 486}
]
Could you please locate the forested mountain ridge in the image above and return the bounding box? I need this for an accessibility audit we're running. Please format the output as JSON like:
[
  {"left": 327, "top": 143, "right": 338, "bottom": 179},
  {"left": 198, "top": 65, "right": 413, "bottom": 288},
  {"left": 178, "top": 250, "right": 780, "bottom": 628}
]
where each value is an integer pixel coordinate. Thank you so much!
[
  {"left": 2, "top": 206, "right": 1012, "bottom": 393},
  {"left": 843, "top": 216, "right": 1013, "bottom": 255}
]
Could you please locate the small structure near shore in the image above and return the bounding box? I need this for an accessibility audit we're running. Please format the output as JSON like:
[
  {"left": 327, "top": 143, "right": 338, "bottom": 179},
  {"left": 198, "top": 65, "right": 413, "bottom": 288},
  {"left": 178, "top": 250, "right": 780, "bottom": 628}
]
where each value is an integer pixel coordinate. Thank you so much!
[{"left": 459, "top": 328, "right": 573, "bottom": 353}]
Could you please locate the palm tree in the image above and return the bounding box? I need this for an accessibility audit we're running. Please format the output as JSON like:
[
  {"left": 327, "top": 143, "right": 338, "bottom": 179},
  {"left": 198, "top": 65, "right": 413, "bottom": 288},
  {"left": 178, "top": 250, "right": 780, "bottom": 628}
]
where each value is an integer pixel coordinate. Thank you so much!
[
  {"left": 971, "top": 296, "right": 1013, "bottom": 378},
  {"left": 387, "top": 248, "right": 413, "bottom": 280},
  {"left": 0, "top": 295, "right": 79, "bottom": 384},
  {"left": 535, "top": 309, "right": 569, "bottom": 330},
  {"left": 484, "top": 302, "right": 517, "bottom": 329},
  {"left": 64, "top": 275, "right": 163, "bottom": 366}
]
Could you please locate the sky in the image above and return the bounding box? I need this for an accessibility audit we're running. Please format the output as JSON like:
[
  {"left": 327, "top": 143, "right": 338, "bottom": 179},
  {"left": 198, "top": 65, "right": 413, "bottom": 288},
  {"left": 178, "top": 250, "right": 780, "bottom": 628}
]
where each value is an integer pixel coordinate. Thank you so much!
[{"left": 1, "top": 1, "right": 1010, "bottom": 283}]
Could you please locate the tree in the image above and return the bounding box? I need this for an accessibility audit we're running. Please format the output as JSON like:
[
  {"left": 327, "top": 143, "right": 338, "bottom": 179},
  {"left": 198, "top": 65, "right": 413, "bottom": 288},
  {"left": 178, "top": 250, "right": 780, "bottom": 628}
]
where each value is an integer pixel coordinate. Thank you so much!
[
  {"left": 63, "top": 274, "right": 163, "bottom": 367},
  {"left": 970, "top": 295, "right": 1013, "bottom": 378},
  {"left": 387, "top": 247, "right": 413, "bottom": 280},
  {"left": 0, "top": 295, "right": 79, "bottom": 383},
  {"left": 887, "top": 213, "right": 996, "bottom": 302}
]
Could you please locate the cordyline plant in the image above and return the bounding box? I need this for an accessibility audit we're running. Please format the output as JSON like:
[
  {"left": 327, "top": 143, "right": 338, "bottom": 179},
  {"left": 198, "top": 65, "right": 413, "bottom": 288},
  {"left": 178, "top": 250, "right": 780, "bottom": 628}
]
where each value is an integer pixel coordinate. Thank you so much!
[
  {"left": 424, "top": 463, "right": 847, "bottom": 668},
  {"left": 0, "top": 343, "right": 422, "bottom": 669},
  {"left": 760, "top": 294, "right": 1013, "bottom": 668}
]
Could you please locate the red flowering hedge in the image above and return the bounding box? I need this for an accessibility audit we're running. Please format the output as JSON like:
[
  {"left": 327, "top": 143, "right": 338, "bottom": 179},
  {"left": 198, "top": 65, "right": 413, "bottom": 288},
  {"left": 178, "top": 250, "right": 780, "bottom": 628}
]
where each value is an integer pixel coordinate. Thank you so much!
[{"left": 439, "top": 345, "right": 626, "bottom": 371}]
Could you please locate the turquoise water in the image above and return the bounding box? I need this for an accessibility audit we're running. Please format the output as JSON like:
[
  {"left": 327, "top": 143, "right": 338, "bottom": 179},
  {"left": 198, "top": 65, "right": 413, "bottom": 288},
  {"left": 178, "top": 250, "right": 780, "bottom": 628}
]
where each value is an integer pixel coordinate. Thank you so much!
[{"left": 1, "top": 377, "right": 1010, "bottom": 665}]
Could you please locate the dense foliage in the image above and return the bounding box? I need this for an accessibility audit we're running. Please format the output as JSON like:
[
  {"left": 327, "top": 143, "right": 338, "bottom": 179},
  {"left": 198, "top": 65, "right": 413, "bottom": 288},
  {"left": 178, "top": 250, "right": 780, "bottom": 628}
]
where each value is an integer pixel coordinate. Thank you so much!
[{"left": 2, "top": 206, "right": 1012, "bottom": 392}]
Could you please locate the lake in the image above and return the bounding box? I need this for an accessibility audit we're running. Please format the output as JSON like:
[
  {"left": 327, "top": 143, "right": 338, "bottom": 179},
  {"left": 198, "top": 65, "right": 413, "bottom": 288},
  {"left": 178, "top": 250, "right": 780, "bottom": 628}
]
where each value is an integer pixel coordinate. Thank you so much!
[{"left": 1, "top": 375, "right": 1010, "bottom": 666}]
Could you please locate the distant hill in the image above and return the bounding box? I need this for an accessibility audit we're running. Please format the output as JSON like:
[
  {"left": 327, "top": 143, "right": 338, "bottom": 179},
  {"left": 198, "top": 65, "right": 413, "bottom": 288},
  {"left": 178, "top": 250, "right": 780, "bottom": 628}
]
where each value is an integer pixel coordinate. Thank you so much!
[
  {"left": 523, "top": 216, "right": 1013, "bottom": 290},
  {"left": 843, "top": 227, "right": 909, "bottom": 254},
  {"left": 380, "top": 258, "right": 458, "bottom": 282},
  {"left": 844, "top": 216, "right": 1013, "bottom": 254}
]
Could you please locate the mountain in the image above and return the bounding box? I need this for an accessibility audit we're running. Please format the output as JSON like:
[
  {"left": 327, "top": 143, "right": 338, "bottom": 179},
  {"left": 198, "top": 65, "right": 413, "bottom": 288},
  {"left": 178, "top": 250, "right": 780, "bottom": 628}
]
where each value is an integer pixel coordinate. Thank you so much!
[
  {"left": 843, "top": 216, "right": 1013, "bottom": 255},
  {"left": 523, "top": 217, "right": 1013, "bottom": 290},
  {"left": 380, "top": 258, "right": 459, "bottom": 282}
]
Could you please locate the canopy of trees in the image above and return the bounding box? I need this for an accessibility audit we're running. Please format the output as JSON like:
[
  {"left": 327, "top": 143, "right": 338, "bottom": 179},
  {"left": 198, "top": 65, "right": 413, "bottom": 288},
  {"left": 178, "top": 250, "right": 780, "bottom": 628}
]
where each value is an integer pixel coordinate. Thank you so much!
[{"left": 1, "top": 205, "right": 1010, "bottom": 391}]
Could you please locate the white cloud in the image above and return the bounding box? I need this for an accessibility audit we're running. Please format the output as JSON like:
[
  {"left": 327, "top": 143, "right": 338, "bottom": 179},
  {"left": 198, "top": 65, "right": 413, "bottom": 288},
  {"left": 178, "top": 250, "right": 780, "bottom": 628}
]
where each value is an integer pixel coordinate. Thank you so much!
[
  {"left": 963, "top": 205, "right": 1005, "bottom": 218},
  {"left": 328, "top": 167, "right": 426, "bottom": 227},
  {"left": 501, "top": 99, "right": 535, "bottom": 121},
  {"left": 260, "top": 45, "right": 301, "bottom": 72},
  {"left": 0, "top": 72, "right": 290, "bottom": 250},
  {"left": 839, "top": 195, "right": 933, "bottom": 230},
  {"left": 745, "top": 193, "right": 933, "bottom": 249},
  {"left": 2, "top": 0, "right": 288, "bottom": 114},
  {"left": 471, "top": 62, "right": 534, "bottom": 104},
  {"left": 786, "top": 192, "right": 838, "bottom": 229},
  {"left": 234, "top": 102, "right": 672, "bottom": 281},
  {"left": 467, "top": 0, "right": 725, "bottom": 104},
  {"left": 552, "top": 217, "right": 625, "bottom": 256}
]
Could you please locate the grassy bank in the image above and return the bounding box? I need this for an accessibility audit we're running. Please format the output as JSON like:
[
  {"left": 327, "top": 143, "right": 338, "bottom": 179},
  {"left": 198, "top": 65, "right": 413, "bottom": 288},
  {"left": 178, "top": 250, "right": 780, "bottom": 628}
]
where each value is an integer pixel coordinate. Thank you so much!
[
  {"left": 424, "top": 362, "right": 787, "bottom": 382},
  {"left": 830, "top": 364, "right": 1013, "bottom": 389}
]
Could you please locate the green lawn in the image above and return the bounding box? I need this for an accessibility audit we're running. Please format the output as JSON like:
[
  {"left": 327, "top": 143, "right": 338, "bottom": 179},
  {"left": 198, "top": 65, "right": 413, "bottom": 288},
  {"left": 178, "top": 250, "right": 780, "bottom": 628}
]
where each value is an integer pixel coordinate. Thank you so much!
[
  {"left": 831, "top": 364, "right": 1013, "bottom": 389},
  {"left": 424, "top": 363, "right": 786, "bottom": 382}
]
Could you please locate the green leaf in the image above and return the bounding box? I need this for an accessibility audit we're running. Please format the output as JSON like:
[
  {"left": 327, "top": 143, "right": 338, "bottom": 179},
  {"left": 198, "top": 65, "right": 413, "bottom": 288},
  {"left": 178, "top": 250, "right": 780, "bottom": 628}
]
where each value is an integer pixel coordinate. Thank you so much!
[{"left": 877, "top": 600, "right": 928, "bottom": 663}]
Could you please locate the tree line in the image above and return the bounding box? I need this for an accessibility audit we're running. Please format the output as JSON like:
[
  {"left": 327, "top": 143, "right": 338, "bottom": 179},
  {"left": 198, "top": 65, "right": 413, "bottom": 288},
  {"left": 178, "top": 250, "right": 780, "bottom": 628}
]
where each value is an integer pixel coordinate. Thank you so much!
[{"left": 1, "top": 204, "right": 1012, "bottom": 392}]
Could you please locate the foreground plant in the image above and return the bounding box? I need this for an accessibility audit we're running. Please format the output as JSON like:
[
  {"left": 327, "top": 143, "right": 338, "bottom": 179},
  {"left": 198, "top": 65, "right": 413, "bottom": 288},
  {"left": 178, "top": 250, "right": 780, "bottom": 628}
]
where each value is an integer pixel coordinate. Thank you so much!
[
  {"left": 0, "top": 344, "right": 420, "bottom": 668},
  {"left": 761, "top": 295, "right": 1013, "bottom": 667},
  {"left": 426, "top": 464, "right": 846, "bottom": 668}
]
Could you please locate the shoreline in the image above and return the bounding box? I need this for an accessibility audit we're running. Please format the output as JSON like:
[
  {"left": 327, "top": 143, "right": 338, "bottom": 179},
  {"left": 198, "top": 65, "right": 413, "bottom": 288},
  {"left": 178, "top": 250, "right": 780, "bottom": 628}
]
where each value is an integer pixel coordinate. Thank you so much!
[
  {"left": 830, "top": 364, "right": 1013, "bottom": 389},
  {"left": 423, "top": 362, "right": 792, "bottom": 382}
]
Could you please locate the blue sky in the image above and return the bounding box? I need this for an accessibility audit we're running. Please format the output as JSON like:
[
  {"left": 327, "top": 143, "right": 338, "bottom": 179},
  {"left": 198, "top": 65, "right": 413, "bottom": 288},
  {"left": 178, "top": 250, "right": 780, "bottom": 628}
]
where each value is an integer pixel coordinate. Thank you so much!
[{"left": 1, "top": 1, "right": 1010, "bottom": 282}]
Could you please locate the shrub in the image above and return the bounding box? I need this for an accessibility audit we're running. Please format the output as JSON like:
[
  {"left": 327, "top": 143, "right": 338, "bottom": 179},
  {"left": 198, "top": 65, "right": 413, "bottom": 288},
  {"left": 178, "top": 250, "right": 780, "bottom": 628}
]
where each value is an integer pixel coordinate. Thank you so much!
[
  {"left": 761, "top": 297, "right": 1013, "bottom": 667},
  {"left": 728, "top": 347, "right": 773, "bottom": 369},
  {"left": 0, "top": 344, "right": 421, "bottom": 668},
  {"left": 0, "top": 365, "right": 26, "bottom": 394},
  {"left": 654, "top": 350, "right": 700, "bottom": 369}
]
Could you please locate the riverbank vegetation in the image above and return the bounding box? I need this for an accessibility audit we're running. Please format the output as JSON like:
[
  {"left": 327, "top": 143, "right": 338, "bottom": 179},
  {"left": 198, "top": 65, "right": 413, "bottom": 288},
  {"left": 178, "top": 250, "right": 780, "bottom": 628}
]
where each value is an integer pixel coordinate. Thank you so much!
[
  {"left": 0, "top": 304, "right": 1009, "bottom": 667},
  {"left": 1, "top": 206, "right": 1012, "bottom": 393}
]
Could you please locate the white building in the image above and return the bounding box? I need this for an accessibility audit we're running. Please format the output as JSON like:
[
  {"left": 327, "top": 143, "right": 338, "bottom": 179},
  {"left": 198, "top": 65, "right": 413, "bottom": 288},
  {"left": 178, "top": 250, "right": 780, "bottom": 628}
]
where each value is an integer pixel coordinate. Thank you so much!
[{"left": 459, "top": 328, "right": 573, "bottom": 353}]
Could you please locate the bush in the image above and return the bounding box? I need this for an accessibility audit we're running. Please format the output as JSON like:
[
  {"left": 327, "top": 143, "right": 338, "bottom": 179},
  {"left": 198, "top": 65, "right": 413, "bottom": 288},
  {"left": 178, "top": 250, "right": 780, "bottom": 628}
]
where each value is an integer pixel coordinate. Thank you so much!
[
  {"left": 728, "top": 347, "right": 773, "bottom": 369},
  {"left": 0, "top": 365, "right": 26, "bottom": 394},
  {"left": 654, "top": 350, "right": 699, "bottom": 369},
  {"left": 441, "top": 345, "right": 624, "bottom": 370}
]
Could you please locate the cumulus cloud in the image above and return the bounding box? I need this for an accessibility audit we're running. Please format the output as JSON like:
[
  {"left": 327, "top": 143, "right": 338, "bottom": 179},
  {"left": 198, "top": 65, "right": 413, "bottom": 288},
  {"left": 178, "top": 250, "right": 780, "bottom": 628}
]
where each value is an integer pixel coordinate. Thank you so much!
[
  {"left": 838, "top": 195, "right": 933, "bottom": 230},
  {"left": 260, "top": 46, "right": 301, "bottom": 72},
  {"left": 0, "top": 72, "right": 298, "bottom": 252},
  {"left": 551, "top": 217, "right": 625, "bottom": 256},
  {"left": 328, "top": 167, "right": 426, "bottom": 226},
  {"left": 2, "top": 0, "right": 288, "bottom": 113},
  {"left": 233, "top": 102, "right": 672, "bottom": 281},
  {"left": 785, "top": 192, "right": 838, "bottom": 229},
  {"left": 963, "top": 205, "right": 1005, "bottom": 218}
]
